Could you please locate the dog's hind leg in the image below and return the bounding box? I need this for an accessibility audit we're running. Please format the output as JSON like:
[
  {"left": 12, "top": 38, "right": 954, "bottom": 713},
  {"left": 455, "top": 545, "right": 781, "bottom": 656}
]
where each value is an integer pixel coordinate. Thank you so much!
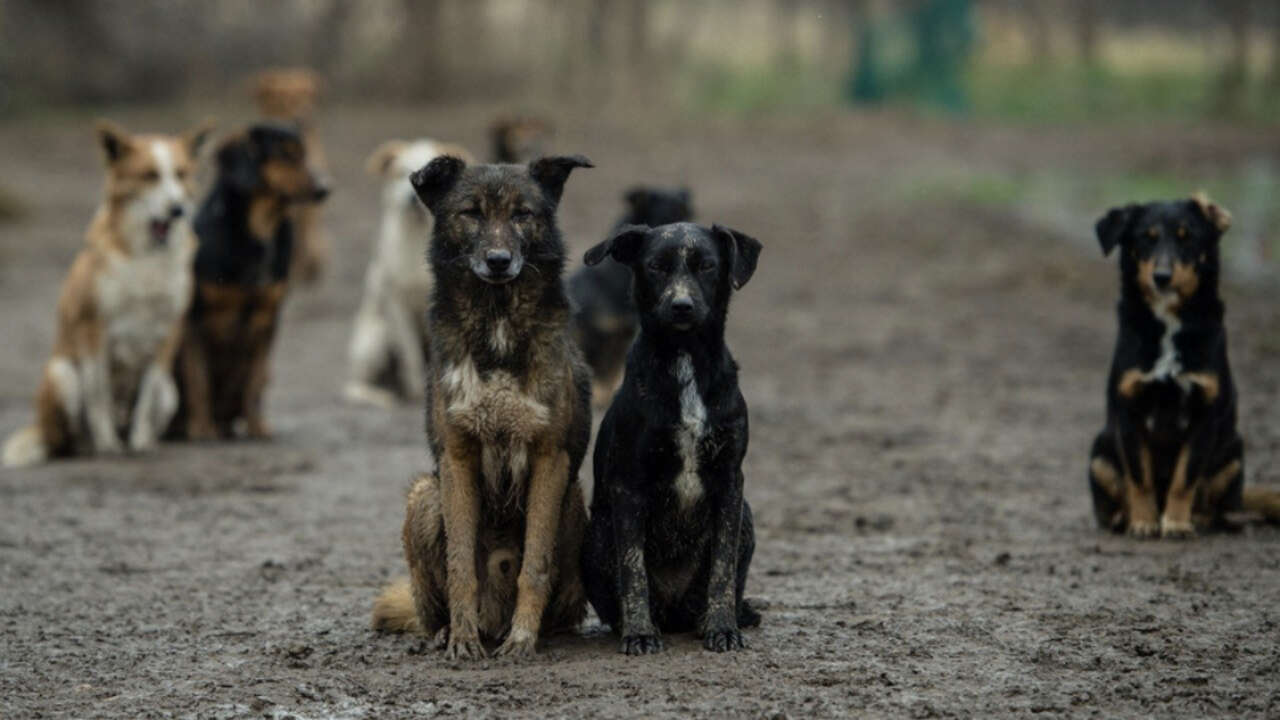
[
  {"left": 1088, "top": 431, "right": 1125, "bottom": 532},
  {"left": 399, "top": 474, "right": 448, "bottom": 639},
  {"left": 543, "top": 483, "right": 589, "bottom": 634},
  {"left": 346, "top": 299, "right": 395, "bottom": 406},
  {"left": 580, "top": 499, "right": 622, "bottom": 630},
  {"left": 1197, "top": 434, "right": 1244, "bottom": 528},
  {"left": 384, "top": 296, "right": 427, "bottom": 402}
]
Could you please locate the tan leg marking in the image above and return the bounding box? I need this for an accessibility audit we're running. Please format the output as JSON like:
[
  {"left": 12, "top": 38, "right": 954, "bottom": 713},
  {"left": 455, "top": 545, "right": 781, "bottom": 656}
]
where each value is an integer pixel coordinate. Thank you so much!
[
  {"left": 1160, "top": 444, "right": 1196, "bottom": 539},
  {"left": 1117, "top": 368, "right": 1147, "bottom": 399},
  {"left": 1126, "top": 443, "right": 1159, "bottom": 538}
]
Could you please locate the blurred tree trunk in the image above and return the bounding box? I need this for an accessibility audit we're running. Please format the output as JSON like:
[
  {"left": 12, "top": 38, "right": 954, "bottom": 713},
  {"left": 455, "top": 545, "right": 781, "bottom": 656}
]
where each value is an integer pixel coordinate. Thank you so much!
[
  {"left": 1213, "top": 0, "right": 1251, "bottom": 116},
  {"left": 1075, "top": 0, "right": 1098, "bottom": 66},
  {"left": 1023, "top": 1, "right": 1052, "bottom": 65},
  {"left": 396, "top": 0, "right": 446, "bottom": 100},
  {"left": 308, "top": 0, "right": 353, "bottom": 76}
]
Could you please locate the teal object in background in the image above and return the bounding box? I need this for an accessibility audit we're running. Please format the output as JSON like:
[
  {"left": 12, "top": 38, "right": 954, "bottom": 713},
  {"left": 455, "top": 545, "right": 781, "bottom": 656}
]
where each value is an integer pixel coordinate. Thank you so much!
[{"left": 847, "top": 0, "right": 974, "bottom": 114}]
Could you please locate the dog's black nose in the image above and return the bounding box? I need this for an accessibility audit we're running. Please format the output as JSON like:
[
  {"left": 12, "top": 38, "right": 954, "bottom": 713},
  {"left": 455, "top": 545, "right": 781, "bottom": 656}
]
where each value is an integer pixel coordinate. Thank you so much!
[
  {"left": 1153, "top": 270, "right": 1173, "bottom": 289},
  {"left": 168, "top": 204, "right": 185, "bottom": 219},
  {"left": 312, "top": 184, "right": 331, "bottom": 202},
  {"left": 485, "top": 249, "right": 513, "bottom": 274},
  {"left": 670, "top": 297, "right": 694, "bottom": 315}
]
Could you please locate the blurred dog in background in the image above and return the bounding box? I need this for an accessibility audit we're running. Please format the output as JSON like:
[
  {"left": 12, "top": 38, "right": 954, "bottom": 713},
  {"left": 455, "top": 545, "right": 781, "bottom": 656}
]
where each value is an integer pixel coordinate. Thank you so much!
[
  {"left": 3, "top": 120, "right": 210, "bottom": 466},
  {"left": 345, "top": 138, "right": 474, "bottom": 407},
  {"left": 568, "top": 186, "right": 694, "bottom": 406},
  {"left": 251, "top": 67, "right": 331, "bottom": 286},
  {"left": 169, "top": 124, "right": 329, "bottom": 441},
  {"left": 490, "top": 115, "right": 552, "bottom": 164}
]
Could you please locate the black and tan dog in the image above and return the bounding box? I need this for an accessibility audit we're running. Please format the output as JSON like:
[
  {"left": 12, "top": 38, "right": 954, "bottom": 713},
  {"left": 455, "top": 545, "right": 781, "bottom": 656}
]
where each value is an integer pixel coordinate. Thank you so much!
[
  {"left": 568, "top": 186, "right": 695, "bottom": 406},
  {"left": 371, "top": 154, "right": 593, "bottom": 659},
  {"left": 580, "top": 222, "right": 762, "bottom": 654},
  {"left": 169, "top": 124, "right": 329, "bottom": 440},
  {"left": 1088, "top": 195, "right": 1280, "bottom": 537}
]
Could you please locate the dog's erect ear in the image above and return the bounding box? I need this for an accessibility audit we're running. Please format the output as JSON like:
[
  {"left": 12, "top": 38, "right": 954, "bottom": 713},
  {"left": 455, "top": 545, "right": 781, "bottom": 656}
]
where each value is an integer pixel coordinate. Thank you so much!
[
  {"left": 216, "top": 135, "right": 260, "bottom": 193},
  {"left": 184, "top": 118, "right": 216, "bottom": 159},
  {"left": 624, "top": 187, "right": 650, "bottom": 212},
  {"left": 584, "top": 224, "right": 648, "bottom": 266},
  {"left": 1094, "top": 204, "right": 1139, "bottom": 257},
  {"left": 365, "top": 140, "right": 407, "bottom": 177},
  {"left": 409, "top": 155, "right": 466, "bottom": 211},
  {"left": 435, "top": 142, "right": 475, "bottom": 164},
  {"left": 529, "top": 155, "right": 593, "bottom": 206},
  {"left": 712, "top": 224, "right": 762, "bottom": 290},
  {"left": 1190, "top": 192, "right": 1232, "bottom": 235},
  {"left": 94, "top": 119, "right": 133, "bottom": 165}
]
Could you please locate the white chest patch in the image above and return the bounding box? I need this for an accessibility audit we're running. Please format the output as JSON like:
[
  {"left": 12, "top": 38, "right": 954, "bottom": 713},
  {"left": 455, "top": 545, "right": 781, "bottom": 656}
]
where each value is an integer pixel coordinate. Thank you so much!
[
  {"left": 491, "top": 319, "right": 513, "bottom": 356},
  {"left": 1148, "top": 298, "right": 1185, "bottom": 388},
  {"left": 442, "top": 358, "right": 549, "bottom": 442},
  {"left": 672, "top": 353, "right": 707, "bottom": 510}
]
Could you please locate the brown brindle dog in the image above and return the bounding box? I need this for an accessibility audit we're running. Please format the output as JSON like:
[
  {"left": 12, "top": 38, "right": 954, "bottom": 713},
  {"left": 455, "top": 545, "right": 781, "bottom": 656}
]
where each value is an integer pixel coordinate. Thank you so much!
[
  {"left": 169, "top": 124, "right": 329, "bottom": 441},
  {"left": 251, "top": 67, "right": 331, "bottom": 286},
  {"left": 371, "top": 154, "right": 593, "bottom": 660}
]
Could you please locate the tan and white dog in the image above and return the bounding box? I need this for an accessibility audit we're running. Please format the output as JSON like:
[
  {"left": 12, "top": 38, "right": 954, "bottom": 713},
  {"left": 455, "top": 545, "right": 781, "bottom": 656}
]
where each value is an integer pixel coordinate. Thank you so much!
[
  {"left": 2, "top": 120, "right": 210, "bottom": 467},
  {"left": 344, "top": 139, "right": 473, "bottom": 407}
]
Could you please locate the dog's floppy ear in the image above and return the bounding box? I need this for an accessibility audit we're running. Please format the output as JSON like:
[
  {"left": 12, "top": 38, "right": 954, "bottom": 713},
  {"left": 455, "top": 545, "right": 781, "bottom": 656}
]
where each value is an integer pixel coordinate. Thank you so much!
[
  {"left": 216, "top": 134, "right": 261, "bottom": 193},
  {"left": 94, "top": 119, "right": 133, "bottom": 165},
  {"left": 183, "top": 118, "right": 216, "bottom": 159},
  {"left": 712, "top": 224, "right": 762, "bottom": 290},
  {"left": 529, "top": 155, "right": 593, "bottom": 206},
  {"left": 584, "top": 224, "right": 648, "bottom": 266},
  {"left": 365, "top": 140, "right": 407, "bottom": 177},
  {"left": 1190, "top": 192, "right": 1232, "bottom": 235},
  {"left": 1094, "top": 204, "right": 1139, "bottom": 257},
  {"left": 410, "top": 155, "right": 466, "bottom": 212}
]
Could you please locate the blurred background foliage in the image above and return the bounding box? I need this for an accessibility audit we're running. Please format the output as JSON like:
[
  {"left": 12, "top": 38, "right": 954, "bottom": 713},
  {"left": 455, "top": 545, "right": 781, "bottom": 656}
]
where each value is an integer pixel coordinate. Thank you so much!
[{"left": 1, "top": 0, "right": 1279, "bottom": 124}]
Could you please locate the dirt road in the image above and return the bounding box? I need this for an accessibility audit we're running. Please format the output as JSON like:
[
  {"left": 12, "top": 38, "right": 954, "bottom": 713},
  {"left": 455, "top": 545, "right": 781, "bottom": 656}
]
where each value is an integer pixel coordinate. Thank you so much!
[{"left": 1, "top": 104, "right": 1278, "bottom": 719}]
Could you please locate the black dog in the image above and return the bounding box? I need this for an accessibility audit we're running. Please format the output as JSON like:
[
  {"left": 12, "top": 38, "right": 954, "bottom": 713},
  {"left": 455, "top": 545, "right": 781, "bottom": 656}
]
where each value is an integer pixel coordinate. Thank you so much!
[
  {"left": 580, "top": 221, "right": 762, "bottom": 654},
  {"left": 567, "top": 187, "right": 694, "bottom": 405},
  {"left": 170, "top": 124, "right": 329, "bottom": 440},
  {"left": 1086, "top": 195, "right": 1250, "bottom": 538}
]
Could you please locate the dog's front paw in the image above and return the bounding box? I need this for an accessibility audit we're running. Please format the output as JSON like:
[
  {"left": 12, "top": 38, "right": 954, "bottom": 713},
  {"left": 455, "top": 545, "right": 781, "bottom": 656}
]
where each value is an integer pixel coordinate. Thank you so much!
[
  {"left": 1126, "top": 519, "right": 1160, "bottom": 539},
  {"left": 703, "top": 627, "right": 746, "bottom": 653},
  {"left": 430, "top": 626, "right": 450, "bottom": 651},
  {"left": 245, "top": 418, "right": 272, "bottom": 440},
  {"left": 444, "top": 632, "right": 487, "bottom": 661},
  {"left": 620, "top": 633, "right": 663, "bottom": 656},
  {"left": 496, "top": 627, "right": 537, "bottom": 658},
  {"left": 1160, "top": 516, "right": 1197, "bottom": 540},
  {"left": 94, "top": 434, "right": 124, "bottom": 455},
  {"left": 127, "top": 423, "right": 157, "bottom": 453}
]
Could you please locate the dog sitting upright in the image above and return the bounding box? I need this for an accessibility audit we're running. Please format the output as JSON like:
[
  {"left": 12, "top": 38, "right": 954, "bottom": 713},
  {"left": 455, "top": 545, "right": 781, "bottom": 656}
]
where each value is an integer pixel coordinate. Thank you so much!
[
  {"left": 1087, "top": 195, "right": 1280, "bottom": 537},
  {"left": 251, "top": 67, "right": 331, "bottom": 286},
  {"left": 580, "top": 222, "right": 763, "bottom": 654},
  {"left": 370, "top": 154, "right": 594, "bottom": 659},
  {"left": 344, "top": 138, "right": 474, "bottom": 407},
  {"left": 2, "top": 120, "right": 209, "bottom": 467},
  {"left": 568, "top": 186, "right": 694, "bottom": 406},
  {"left": 169, "top": 124, "right": 329, "bottom": 440}
]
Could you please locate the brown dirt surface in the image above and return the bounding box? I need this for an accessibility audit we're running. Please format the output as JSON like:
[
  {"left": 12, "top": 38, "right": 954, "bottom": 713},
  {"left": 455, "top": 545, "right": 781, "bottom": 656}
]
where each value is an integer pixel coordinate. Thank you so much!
[{"left": 2, "top": 104, "right": 1279, "bottom": 719}]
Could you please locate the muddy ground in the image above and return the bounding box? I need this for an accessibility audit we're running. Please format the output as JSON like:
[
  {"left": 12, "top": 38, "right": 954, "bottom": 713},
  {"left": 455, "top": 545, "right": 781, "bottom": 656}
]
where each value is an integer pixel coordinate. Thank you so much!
[{"left": 1, "top": 104, "right": 1279, "bottom": 719}]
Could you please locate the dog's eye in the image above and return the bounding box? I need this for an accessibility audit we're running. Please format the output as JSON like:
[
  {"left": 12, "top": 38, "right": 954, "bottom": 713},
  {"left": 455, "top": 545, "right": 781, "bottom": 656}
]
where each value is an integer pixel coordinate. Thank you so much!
[
  {"left": 698, "top": 258, "right": 717, "bottom": 272},
  {"left": 459, "top": 208, "right": 483, "bottom": 220},
  {"left": 142, "top": 170, "right": 160, "bottom": 182},
  {"left": 647, "top": 260, "right": 667, "bottom": 274},
  {"left": 176, "top": 169, "right": 189, "bottom": 181},
  {"left": 512, "top": 207, "right": 533, "bottom": 221}
]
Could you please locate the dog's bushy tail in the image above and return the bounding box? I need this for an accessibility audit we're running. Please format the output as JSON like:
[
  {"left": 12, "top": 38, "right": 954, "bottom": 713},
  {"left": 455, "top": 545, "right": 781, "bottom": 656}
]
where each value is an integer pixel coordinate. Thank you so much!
[
  {"left": 371, "top": 577, "right": 420, "bottom": 633},
  {"left": 2, "top": 426, "right": 47, "bottom": 468},
  {"left": 1242, "top": 487, "right": 1280, "bottom": 522}
]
